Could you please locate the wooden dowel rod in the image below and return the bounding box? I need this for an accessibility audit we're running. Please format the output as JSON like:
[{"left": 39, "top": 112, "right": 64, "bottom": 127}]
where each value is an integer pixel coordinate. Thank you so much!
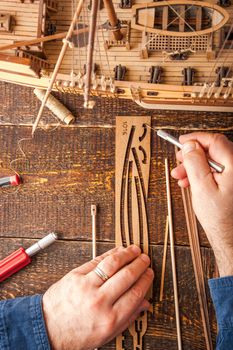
[
  {"left": 182, "top": 188, "right": 213, "bottom": 350},
  {"left": 92, "top": 204, "right": 98, "bottom": 350},
  {"left": 0, "top": 28, "right": 89, "bottom": 52},
  {"left": 103, "top": 0, "right": 123, "bottom": 41},
  {"left": 159, "top": 215, "right": 169, "bottom": 302},
  {"left": 175, "top": 146, "right": 213, "bottom": 350},
  {"left": 84, "top": 0, "right": 100, "bottom": 108},
  {"left": 91, "top": 205, "right": 97, "bottom": 259},
  {"left": 32, "top": 0, "right": 85, "bottom": 136},
  {"left": 165, "top": 158, "right": 182, "bottom": 350}
]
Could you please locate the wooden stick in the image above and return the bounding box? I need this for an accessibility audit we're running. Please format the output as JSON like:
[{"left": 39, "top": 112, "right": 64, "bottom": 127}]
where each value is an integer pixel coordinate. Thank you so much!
[
  {"left": 165, "top": 158, "right": 182, "bottom": 350},
  {"left": 91, "top": 204, "right": 98, "bottom": 350},
  {"left": 181, "top": 188, "right": 213, "bottom": 350},
  {"left": 91, "top": 205, "right": 97, "bottom": 259},
  {"left": 84, "top": 0, "right": 100, "bottom": 108},
  {"left": 175, "top": 146, "right": 213, "bottom": 350},
  {"left": 32, "top": 0, "right": 84, "bottom": 136},
  {"left": 0, "top": 28, "right": 89, "bottom": 52},
  {"left": 103, "top": 0, "right": 123, "bottom": 41},
  {"left": 159, "top": 215, "right": 169, "bottom": 302}
]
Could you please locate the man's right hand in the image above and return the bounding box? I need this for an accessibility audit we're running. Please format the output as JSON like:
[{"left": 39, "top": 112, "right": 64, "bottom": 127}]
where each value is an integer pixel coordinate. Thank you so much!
[{"left": 171, "top": 132, "right": 233, "bottom": 277}]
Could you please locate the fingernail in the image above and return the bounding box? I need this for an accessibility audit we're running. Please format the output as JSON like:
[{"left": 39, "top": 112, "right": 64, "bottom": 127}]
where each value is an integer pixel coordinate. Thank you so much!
[
  {"left": 170, "top": 168, "right": 176, "bottom": 177},
  {"left": 131, "top": 245, "right": 141, "bottom": 254},
  {"left": 140, "top": 254, "right": 150, "bottom": 263},
  {"left": 182, "top": 141, "right": 196, "bottom": 155}
]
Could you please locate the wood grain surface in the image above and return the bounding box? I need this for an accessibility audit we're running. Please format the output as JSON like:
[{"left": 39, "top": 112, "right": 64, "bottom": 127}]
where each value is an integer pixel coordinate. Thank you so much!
[{"left": 0, "top": 81, "right": 232, "bottom": 349}]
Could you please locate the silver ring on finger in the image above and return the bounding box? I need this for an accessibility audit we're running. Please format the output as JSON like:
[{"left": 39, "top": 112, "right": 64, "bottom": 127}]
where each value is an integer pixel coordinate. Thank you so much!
[{"left": 94, "top": 266, "right": 109, "bottom": 282}]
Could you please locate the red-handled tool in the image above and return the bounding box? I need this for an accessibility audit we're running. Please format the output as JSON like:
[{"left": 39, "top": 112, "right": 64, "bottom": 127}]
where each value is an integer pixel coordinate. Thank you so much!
[
  {"left": 0, "top": 233, "right": 58, "bottom": 282},
  {"left": 0, "top": 174, "right": 21, "bottom": 188}
]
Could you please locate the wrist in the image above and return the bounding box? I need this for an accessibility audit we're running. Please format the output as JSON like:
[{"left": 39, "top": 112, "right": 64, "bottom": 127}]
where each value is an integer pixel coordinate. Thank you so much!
[
  {"left": 211, "top": 246, "right": 233, "bottom": 278},
  {"left": 42, "top": 293, "right": 62, "bottom": 350}
]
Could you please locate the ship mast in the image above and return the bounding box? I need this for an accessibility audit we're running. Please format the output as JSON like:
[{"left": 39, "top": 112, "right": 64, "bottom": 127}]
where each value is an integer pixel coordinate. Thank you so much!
[
  {"left": 103, "top": 0, "right": 123, "bottom": 41},
  {"left": 84, "top": 0, "right": 100, "bottom": 108},
  {"left": 32, "top": 0, "right": 84, "bottom": 136}
]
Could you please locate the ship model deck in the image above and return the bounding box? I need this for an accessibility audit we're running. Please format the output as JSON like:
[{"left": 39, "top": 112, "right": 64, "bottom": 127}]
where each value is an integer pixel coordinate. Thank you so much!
[{"left": 0, "top": 0, "right": 233, "bottom": 112}]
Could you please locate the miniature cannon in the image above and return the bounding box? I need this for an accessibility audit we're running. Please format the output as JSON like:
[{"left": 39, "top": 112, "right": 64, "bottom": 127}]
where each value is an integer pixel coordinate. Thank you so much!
[
  {"left": 114, "top": 65, "right": 127, "bottom": 81},
  {"left": 120, "top": 0, "right": 132, "bottom": 8},
  {"left": 217, "top": 0, "right": 231, "bottom": 7},
  {"left": 182, "top": 67, "right": 195, "bottom": 86},
  {"left": 149, "top": 66, "right": 163, "bottom": 84},
  {"left": 215, "top": 66, "right": 230, "bottom": 87}
]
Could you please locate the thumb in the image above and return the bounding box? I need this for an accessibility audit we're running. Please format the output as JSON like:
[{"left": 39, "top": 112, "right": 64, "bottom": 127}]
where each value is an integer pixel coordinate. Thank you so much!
[{"left": 182, "top": 141, "right": 216, "bottom": 191}]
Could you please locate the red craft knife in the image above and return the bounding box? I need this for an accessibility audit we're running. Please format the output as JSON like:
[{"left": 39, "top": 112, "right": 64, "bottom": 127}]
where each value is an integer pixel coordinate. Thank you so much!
[{"left": 0, "top": 233, "right": 58, "bottom": 282}]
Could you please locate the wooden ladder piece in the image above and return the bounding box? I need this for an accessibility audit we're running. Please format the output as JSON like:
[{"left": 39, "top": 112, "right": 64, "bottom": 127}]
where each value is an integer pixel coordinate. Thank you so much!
[{"left": 115, "top": 116, "right": 151, "bottom": 350}]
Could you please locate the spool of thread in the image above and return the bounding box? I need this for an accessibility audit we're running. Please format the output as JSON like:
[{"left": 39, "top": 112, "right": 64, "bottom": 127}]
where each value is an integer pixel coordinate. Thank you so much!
[{"left": 34, "top": 88, "right": 75, "bottom": 125}]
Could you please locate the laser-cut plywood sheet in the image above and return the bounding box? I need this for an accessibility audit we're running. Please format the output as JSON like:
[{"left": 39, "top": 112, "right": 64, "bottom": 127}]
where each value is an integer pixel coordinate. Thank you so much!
[{"left": 115, "top": 116, "right": 151, "bottom": 350}]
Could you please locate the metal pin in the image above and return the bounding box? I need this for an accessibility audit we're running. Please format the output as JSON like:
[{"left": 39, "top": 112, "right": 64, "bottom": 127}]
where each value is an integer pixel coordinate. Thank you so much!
[{"left": 157, "top": 129, "right": 225, "bottom": 173}]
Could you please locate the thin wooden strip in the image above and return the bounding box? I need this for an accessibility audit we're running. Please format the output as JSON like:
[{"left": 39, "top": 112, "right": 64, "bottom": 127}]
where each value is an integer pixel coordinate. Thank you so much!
[
  {"left": 165, "top": 158, "right": 182, "bottom": 350},
  {"left": 181, "top": 188, "right": 213, "bottom": 350},
  {"left": 91, "top": 205, "right": 97, "bottom": 259},
  {"left": 159, "top": 215, "right": 169, "bottom": 302},
  {"left": 175, "top": 144, "right": 213, "bottom": 350}
]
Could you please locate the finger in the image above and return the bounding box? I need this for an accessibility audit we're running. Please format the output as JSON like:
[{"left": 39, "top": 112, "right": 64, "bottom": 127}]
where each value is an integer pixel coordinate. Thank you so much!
[
  {"left": 75, "top": 246, "right": 124, "bottom": 275},
  {"left": 176, "top": 149, "right": 183, "bottom": 163},
  {"left": 101, "top": 253, "right": 151, "bottom": 304},
  {"left": 116, "top": 299, "right": 150, "bottom": 336},
  {"left": 178, "top": 177, "right": 190, "bottom": 188},
  {"left": 113, "top": 268, "right": 154, "bottom": 326},
  {"left": 181, "top": 141, "right": 217, "bottom": 192},
  {"left": 106, "top": 299, "right": 150, "bottom": 344},
  {"left": 86, "top": 245, "right": 141, "bottom": 286},
  {"left": 179, "top": 132, "right": 233, "bottom": 167},
  {"left": 171, "top": 164, "right": 187, "bottom": 180}
]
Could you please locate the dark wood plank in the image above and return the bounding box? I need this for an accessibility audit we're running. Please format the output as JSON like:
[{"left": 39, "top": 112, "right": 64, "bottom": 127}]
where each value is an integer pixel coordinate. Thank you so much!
[
  {"left": 1, "top": 125, "right": 231, "bottom": 246},
  {"left": 0, "top": 238, "right": 217, "bottom": 350},
  {"left": 0, "top": 81, "right": 231, "bottom": 350}
]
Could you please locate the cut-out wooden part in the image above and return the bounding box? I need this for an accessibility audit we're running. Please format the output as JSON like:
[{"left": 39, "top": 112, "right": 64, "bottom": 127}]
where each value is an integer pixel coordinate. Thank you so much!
[{"left": 115, "top": 116, "right": 151, "bottom": 350}]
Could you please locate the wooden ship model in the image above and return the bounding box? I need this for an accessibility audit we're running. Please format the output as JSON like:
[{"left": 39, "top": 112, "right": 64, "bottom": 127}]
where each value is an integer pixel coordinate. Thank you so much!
[{"left": 0, "top": 0, "right": 233, "bottom": 116}]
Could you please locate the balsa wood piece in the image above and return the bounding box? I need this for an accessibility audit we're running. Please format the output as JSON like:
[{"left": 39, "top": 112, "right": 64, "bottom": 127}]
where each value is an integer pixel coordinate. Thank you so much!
[
  {"left": 0, "top": 27, "right": 90, "bottom": 52},
  {"left": 91, "top": 205, "right": 97, "bottom": 260},
  {"left": 181, "top": 187, "right": 213, "bottom": 350},
  {"left": 159, "top": 215, "right": 169, "bottom": 302},
  {"left": 165, "top": 158, "right": 182, "bottom": 350},
  {"left": 175, "top": 145, "right": 213, "bottom": 350},
  {"left": 34, "top": 89, "right": 75, "bottom": 125},
  {"left": 115, "top": 116, "right": 151, "bottom": 350}
]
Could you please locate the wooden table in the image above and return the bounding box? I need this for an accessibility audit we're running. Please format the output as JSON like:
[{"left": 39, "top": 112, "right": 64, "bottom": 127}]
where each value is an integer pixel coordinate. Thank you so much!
[{"left": 0, "top": 81, "right": 232, "bottom": 349}]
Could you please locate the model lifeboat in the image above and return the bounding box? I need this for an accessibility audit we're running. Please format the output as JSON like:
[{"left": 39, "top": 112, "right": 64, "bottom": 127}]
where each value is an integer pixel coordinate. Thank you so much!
[{"left": 131, "top": 1, "right": 229, "bottom": 36}]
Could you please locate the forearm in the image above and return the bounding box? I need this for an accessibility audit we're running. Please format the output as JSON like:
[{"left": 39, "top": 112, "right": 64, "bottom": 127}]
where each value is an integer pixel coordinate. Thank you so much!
[
  {"left": 209, "top": 276, "right": 233, "bottom": 349},
  {"left": 0, "top": 295, "right": 50, "bottom": 350}
]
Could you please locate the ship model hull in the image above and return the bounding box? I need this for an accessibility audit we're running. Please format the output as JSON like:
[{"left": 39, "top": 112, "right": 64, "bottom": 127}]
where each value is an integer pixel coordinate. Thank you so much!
[{"left": 0, "top": 0, "right": 233, "bottom": 112}]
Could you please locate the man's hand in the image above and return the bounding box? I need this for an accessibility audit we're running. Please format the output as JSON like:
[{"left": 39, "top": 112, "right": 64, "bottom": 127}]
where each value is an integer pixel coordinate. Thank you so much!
[
  {"left": 171, "top": 132, "right": 233, "bottom": 277},
  {"left": 42, "top": 245, "right": 154, "bottom": 350}
]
